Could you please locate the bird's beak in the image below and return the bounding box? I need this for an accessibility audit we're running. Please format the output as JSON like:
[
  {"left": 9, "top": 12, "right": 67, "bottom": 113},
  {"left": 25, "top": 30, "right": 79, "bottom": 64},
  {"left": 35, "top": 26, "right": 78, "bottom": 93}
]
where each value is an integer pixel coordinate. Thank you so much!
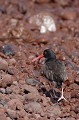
[{"left": 32, "top": 54, "right": 44, "bottom": 62}]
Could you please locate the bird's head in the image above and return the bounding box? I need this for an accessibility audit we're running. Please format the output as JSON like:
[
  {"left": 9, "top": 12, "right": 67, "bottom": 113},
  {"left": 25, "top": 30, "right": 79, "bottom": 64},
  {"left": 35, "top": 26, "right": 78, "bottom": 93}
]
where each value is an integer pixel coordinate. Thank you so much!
[
  {"left": 43, "top": 49, "right": 56, "bottom": 60},
  {"left": 32, "top": 49, "right": 56, "bottom": 62}
]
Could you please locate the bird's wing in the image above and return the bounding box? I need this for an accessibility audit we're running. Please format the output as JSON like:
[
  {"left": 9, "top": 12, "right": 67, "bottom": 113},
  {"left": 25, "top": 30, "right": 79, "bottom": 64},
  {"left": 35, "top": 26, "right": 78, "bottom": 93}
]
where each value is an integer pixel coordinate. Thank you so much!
[
  {"left": 44, "top": 60, "right": 67, "bottom": 82},
  {"left": 43, "top": 63, "right": 54, "bottom": 81}
]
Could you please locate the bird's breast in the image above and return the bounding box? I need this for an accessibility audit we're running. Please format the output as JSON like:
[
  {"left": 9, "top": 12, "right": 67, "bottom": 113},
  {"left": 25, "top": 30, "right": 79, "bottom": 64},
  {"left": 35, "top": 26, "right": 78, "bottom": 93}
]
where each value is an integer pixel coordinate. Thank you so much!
[{"left": 43, "top": 65, "right": 54, "bottom": 81}]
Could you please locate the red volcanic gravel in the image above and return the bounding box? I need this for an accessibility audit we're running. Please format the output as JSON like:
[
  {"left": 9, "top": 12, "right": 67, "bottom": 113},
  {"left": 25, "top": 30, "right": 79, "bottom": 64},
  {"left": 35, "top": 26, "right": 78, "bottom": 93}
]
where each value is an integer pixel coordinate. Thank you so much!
[{"left": 0, "top": 0, "right": 79, "bottom": 120}]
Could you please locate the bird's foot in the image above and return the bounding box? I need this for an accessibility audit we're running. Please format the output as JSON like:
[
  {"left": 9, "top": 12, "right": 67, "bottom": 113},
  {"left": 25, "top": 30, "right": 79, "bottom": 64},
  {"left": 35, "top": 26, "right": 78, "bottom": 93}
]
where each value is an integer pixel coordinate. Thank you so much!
[
  {"left": 58, "top": 95, "right": 68, "bottom": 102},
  {"left": 57, "top": 85, "right": 68, "bottom": 102}
]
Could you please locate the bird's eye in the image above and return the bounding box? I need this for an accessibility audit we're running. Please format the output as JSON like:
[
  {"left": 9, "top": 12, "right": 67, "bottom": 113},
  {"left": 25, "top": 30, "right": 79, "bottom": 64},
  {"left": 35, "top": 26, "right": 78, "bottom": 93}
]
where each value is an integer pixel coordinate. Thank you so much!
[{"left": 44, "top": 51, "right": 47, "bottom": 55}]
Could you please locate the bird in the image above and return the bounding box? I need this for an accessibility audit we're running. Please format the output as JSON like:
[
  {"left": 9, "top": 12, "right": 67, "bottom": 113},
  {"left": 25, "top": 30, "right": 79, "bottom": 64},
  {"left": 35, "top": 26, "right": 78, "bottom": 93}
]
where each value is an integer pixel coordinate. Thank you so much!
[{"left": 32, "top": 49, "right": 67, "bottom": 102}]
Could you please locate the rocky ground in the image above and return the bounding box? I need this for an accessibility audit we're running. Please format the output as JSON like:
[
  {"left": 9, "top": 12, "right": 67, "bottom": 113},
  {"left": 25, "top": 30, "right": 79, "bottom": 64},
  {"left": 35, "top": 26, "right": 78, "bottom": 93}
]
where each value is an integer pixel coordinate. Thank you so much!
[{"left": 0, "top": 0, "right": 79, "bottom": 120}]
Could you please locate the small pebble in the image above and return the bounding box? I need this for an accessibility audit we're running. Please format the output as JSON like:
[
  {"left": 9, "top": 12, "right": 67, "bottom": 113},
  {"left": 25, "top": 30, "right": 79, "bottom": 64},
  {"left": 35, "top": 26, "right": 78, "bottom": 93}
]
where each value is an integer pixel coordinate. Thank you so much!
[
  {"left": 0, "top": 74, "right": 13, "bottom": 88},
  {"left": 47, "top": 105, "right": 61, "bottom": 118},
  {"left": 13, "top": 81, "right": 18, "bottom": 85},
  {"left": 35, "top": 114, "right": 41, "bottom": 119},
  {"left": 71, "top": 90, "right": 77, "bottom": 98},
  {"left": 54, "top": 0, "right": 69, "bottom": 6},
  {"left": 25, "top": 93, "right": 41, "bottom": 102},
  {"left": 9, "top": 58, "right": 16, "bottom": 66},
  {"left": 0, "top": 100, "right": 7, "bottom": 106},
  {"left": 56, "top": 118, "right": 61, "bottom": 120},
  {"left": 7, "top": 98, "right": 23, "bottom": 110},
  {"left": 24, "top": 114, "right": 29, "bottom": 120},
  {"left": 33, "top": 0, "right": 51, "bottom": 4},
  {"left": 75, "top": 106, "right": 79, "bottom": 114},
  {"left": 22, "top": 84, "right": 39, "bottom": 94},
  {"left": 1, "top": 44, "right": 15, "bottom": 56},
  {"left": 70, "top": 111, "right": 77, "bottom": 118},
  {"left": 0, "top": 6, "right": 6, "bottom": 13},
  {"left": 17, "top": 109, "right": 26, "bottom": 118},
  {"left": 24, "top": 102, "right": 42, "bottom": 114},
  {"left": 61, "top": 117, "right": 75, "bottom": 120},
  {"left": 7, "top": 117, "right": 12, "bottom": 120},
  {"left": 76, "top": 113, "right": 79, "bottom": 119},
  {"left": 6, "top": 87, "right": 12, "bottom": 94},
  {"left": 75, "top": 76, "right": 79, "bottom": 84},
  {"left": 26, "top": 78, "right": 40, "bottom": 86},
  {"left": 18, "top": 4, "right": 26, "bottom": 15},
  {"left": 0, "top": 58, "right": 8, "bottom": 71},
  {"left": 7, "top": 67, "right": 15, "bottom": 75},
  {"left": 0, "top": 114, "right": 7, "bottom": 120},
  {"left": 7, "top": 109, "right": 17, "bottom": 119},
  {"left": 61, "top": 9, "right": 77, "bottom": 20},
  {"left": 29, "top": 54, "right": 35, "bottom": 60},
  {"left": 0, "top": 88, "right": 6, "bottom": 93},
  {"left": 10, "top": 19, "right": 18, "bottom": 27}
]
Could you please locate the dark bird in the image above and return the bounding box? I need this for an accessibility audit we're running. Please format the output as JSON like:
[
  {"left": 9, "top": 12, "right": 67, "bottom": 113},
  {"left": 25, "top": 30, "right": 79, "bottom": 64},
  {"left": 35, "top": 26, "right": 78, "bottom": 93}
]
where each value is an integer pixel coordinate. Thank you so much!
[{"left": 32, "top": 49, "right": 67, "bottom": 102}]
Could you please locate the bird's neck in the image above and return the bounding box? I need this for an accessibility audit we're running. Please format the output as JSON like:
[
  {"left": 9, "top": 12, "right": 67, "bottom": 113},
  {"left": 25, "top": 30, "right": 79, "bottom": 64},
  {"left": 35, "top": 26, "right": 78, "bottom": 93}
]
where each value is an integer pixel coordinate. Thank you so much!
[{"left": 45, "top": 58, "right": 56, "bottom": 62}]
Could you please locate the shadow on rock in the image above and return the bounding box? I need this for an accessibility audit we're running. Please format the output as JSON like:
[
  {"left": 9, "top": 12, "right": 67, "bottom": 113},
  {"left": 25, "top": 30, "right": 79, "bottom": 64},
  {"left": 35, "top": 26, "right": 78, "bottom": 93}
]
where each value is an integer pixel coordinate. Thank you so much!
[{"left": 38, "top": 87, "right": 61, "bottom": 103}]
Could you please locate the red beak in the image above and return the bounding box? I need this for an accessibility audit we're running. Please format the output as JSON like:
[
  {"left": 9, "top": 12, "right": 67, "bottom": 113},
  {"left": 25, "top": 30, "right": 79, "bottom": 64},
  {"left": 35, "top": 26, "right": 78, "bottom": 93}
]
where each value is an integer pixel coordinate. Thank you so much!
[{"left": 32, "top": 54, "right": 44, "bottom": 62}]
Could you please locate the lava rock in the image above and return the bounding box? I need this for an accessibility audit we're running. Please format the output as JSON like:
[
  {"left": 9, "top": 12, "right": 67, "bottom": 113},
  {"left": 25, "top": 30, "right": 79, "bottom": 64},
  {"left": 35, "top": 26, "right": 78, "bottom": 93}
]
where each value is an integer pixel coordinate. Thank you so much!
[
  {"left": 6, "top": 87, "right": 12, "bottom": 94},
  {"left": 0, "top": 88, "right": 6, "bottom": 93},
  {"left": 24, "top": 93, "right": 41, "bottom": 101},
  {"left": 0, "top": 6, "right": 6, "bottom": 14},
  {"left": 69, "top": 83, "right": 79, "bottom": 90},
  {"left": 33, "top": 0, "right": 51, "bottom": 4},
  {"left": 76, "top": 113, "right": 79, "bottom": 119},
  {"left": 7, "top": 67, "right": 15, "bottom": 75},
  {"left": 75, "top": 106, "right": 79, "bottom": 114},
  {"left": 0, "top": 107, "right": 6, "bottom": 114},
  {"left": 71, "top": 90, "right": 78, "bottom": 98},
  {"left": 0, "top": 74, "right": 13, "bottom": 88},
  {"left": 18, "top": 3, "right": 26, "bottom": 15},
  {"left": 17, "top": 109, "right": 26, "bottom": 118},
  {"left": 26, "top": 78, "right": 40, "bottom": 86},
  {"left": 24, "top": 102, "right": 42, "bottom": 114},
  {"left": 70, "top": 111, "right": 76, "bottom": 118},
  {"left": 61, "top": 117, "right": 76, "bottom": 120},
  {"left": 21, "top": 84, "right": 39, "bottom": 94},
  {"left": 6, "top": 117, "right": 12, "bottom": 120},
  {"left": 47, "top": 105, "right": 61, "bottom": 118},
  {"left": 24, "top": 114, "right": 29, "bottom": 120},
  {"left": 7, "top": 99, "right": 23, "bottom": 110},
  {"left": 0, "top": 114, "right": 7, "bottom": 120},
  {"left": 0, "top": 100, "right": 7, "bottom": 106},
  {"left": 6, "top": 109, "right": 17, "bottom": 119},
  {"left": 75, "top": 76, "right": 79, "bottom": 85},
  {"left": 1, "top": 44, "right": 15, "bottom": 56},
  {"left": 54, "top": 0, "right": 70, "bottom": 7},
  {"left": 61, "top": 9, "right": 77, "bottom": 20},
  {"left": 8, "top": 58, "right": 16, "bottom": 66},
  {"left": 13, "top": 81, "right": 18, "bottom": 85},
  {"left": 9, "top": 19, "right": 18, "bottom": 27},
  {"left": 0, "top": 58, "right": 8, "bottom": 71}
]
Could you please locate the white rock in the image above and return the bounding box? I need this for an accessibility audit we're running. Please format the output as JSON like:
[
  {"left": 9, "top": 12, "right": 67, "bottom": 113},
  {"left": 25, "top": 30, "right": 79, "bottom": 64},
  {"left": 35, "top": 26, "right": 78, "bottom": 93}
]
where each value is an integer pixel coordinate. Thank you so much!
[
  {"left": 40, "top": 25, "right": 47, "bottom": 33},
  {"left": 43, "top": 15, "right": 56, "bottom": 32},
  {"left": 29, "top": 12, "right": 56, "bottom": 34}
]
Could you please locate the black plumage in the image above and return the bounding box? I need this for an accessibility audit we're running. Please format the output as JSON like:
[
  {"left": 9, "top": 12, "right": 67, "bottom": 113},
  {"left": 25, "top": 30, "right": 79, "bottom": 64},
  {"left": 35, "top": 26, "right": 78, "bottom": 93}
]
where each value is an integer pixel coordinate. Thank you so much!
[
  {"left": 32, "top": 49, "right": 67, "bottom": 102},
  {"left": 43, "top": 49, "right": 67, "bottom": 88}
]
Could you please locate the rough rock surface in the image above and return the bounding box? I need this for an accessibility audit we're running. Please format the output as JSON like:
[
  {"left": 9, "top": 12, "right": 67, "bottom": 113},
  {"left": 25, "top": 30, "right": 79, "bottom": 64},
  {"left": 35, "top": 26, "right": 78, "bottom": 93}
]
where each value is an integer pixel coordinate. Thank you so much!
[{"left": 0, "top": 0, "right": 79, "bottom": 120}]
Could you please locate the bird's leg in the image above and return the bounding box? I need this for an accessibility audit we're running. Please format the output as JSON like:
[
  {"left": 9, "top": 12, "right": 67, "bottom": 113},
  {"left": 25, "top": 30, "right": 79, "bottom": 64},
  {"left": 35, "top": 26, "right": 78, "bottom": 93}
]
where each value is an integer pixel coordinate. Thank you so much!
[{"left": 58, "top": 84, "right": 68, "bottom": 102}]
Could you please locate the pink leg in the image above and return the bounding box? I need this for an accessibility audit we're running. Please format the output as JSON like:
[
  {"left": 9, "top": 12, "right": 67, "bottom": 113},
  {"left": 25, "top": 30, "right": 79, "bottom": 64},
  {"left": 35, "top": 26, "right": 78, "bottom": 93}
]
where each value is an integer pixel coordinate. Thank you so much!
[{"left": 58, "top": 84, "right": 68, "bottom": 102}]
